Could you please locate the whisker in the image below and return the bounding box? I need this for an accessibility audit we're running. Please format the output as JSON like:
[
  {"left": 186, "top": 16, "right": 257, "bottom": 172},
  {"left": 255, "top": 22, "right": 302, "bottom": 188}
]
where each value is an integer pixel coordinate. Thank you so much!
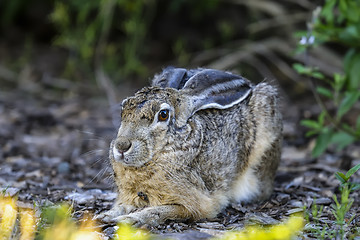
[
  {"left": 76, "top": 130, "right": 114, "bottom": 141},
  {"left": 79, "top": 149, "right": 105, "bottom": 158},
  {"left": 87, "top": 166, "right": 110, "bottom": 184},
  {"left": 90, "top": 156, "right": 108, "bottom": 168},
  {"left": 77, "top": 130, "right": 104, "bottom": 138},
  {"left": 82, "top": 138, "right": 108, "bottom": 142},
  {"left": 105, "top": 173, "right": 115, "bottom": 184}
]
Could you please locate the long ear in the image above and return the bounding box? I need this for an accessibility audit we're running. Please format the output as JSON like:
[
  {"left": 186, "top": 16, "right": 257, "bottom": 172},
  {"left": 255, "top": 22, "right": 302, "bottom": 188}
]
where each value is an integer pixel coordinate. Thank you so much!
[
  {"left": 183, "top": 69, "right": 253, "bottom": 112},
  {"left": 175, "top": 69, "right": 253, "bottom": 127},
  {"left": 151, "top": 67, "right": 187, "bottom": 89}
]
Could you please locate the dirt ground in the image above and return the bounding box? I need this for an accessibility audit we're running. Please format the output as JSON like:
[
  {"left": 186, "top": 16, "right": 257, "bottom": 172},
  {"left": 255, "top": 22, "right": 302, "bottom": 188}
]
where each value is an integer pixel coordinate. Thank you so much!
[{"left": 1, "top": 75, "right": 359, "bottom": 239}]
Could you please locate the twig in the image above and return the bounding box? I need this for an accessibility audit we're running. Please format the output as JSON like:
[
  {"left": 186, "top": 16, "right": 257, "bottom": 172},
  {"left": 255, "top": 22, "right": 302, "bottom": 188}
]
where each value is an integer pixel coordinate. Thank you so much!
[
  {"left": 259, "top": 48, "right": 301, "bottom": 81},
  {"left": 280, "top": 0, "right": 315, "bottom": 9},
  {"left": 240, "top": 55, "right": 277, "bottom": 80},
  {"left": 226, "top": 0, "right": 285, "bottom": 16},
  {"left": 207, "top": 38, "right": 293, "bottom": 70},
  {"left": 204, "top": 37, "right": 340, "bottom": 78},
  {"left": 247, "top": 12, "right": 309, "bottom": 35}
]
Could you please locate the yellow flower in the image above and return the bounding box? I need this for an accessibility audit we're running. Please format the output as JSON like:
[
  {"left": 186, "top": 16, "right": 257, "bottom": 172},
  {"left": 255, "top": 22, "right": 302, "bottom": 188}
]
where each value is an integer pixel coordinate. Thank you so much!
[
  {"left": 115, "top": 223, "right": 149, "bottom": 240},
  {"left": 269, "top": 224, "right": 291, "bottom": 240},
  {"left": 217, "top": 215, "right": 304, "bottom": 240},
  {"left": 247, "top": 226, "right": 268, "bottom": 240},
  {"left": 286, "top": 215, "right": 304, "bottom": 232},
  {"left": 0, "top": 197, "right": 18, "bottom": 239},
  {"left": 70, "top": 214, "right": 101, "bottom": 240},
  {"left": 221, "top": 231, "right": 248, "bottom": 240},
  {"left": 267, "top": 215, "right": 304, "bottom": 240},
  {"left": 42, "top": 221, "right": 74, "bottom": 240},
  {"left": 70, "top": 230, "right": 101, "bottom": 240},
  {"left": 20, "top": 208, "right": 36, "bottom": 240}
]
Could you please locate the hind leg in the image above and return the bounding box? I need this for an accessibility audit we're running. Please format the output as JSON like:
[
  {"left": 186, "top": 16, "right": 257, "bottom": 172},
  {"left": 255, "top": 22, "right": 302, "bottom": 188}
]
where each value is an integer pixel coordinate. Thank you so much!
[{"left": 255, "top": 137, "right": 281, "bottom": 201}]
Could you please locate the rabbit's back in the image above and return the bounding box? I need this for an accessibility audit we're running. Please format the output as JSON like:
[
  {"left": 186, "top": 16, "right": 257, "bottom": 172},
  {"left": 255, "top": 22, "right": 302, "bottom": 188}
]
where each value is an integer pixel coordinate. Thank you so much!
[
  {"left": 189, "top": 82, "right": 281, "bottom": 203},
  {"left": 232, "top": 82, "right": 282, "bottom": 202}
]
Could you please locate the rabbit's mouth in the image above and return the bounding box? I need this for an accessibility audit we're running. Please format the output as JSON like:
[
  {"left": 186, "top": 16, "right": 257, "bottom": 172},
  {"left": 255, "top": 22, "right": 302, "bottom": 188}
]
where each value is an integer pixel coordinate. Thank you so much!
[{"left": 111, "top": 140, "right": 150, "bottom": 167}]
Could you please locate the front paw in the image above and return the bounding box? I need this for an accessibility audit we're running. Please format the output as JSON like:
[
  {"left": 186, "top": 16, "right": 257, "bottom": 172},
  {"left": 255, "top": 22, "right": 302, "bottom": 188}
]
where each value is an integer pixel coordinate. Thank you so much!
[
  {"left": 117, "top": 209, "right": 161, "bottom": 227},
  {"left": 96, "top": 209, "right": 121, "bottom": 223},
  {"left": 96, "top": 205, "right": 135, "bottom": 223},
  {"left": 116, "top": 214, "right": 141, "bottom": 226}
]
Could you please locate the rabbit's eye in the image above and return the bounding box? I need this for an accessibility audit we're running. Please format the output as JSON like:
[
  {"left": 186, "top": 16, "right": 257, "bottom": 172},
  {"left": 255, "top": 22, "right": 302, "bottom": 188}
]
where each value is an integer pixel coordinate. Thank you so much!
[{"left": 158, "top": 109, "right": 169, "bottom": 121}]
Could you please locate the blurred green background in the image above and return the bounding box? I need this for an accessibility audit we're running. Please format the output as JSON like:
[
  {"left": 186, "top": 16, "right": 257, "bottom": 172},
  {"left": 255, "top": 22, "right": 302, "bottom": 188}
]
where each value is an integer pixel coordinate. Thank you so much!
[{"left": 0, "top": 0, "right": 343, "bottom": 101}]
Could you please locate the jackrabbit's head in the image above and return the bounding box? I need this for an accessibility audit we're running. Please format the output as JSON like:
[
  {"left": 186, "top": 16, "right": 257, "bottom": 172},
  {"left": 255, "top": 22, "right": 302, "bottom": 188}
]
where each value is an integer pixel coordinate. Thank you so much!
[{"left": 111, "top": 69, "right": 253, "bottom": 167}]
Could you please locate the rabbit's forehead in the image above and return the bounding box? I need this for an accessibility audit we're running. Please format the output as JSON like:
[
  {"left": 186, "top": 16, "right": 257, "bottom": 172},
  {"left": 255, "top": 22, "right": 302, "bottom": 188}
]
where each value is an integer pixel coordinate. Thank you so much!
[
  {"left": 123, "top": 88, "right": 178, "bottom": 110},
  {"left": 123, "top": 96, "right": 167, "bottom": 112},
  {"left": 121, "top": 92, "right": 176, "bottom": 122}
]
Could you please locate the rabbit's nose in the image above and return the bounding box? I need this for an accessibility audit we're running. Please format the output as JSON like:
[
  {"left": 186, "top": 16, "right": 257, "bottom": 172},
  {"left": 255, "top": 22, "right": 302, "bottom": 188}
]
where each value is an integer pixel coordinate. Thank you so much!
[
  {"left": 113, "top": 139, "right": 132, "bottom": 160},
  {"left": 116, "top": 139, "right": 132, "bottom": 153}
]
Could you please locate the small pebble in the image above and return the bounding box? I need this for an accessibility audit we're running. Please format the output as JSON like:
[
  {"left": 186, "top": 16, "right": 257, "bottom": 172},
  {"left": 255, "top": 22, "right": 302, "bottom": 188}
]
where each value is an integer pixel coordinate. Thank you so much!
[{"left": 57, "top": 162, "right": 70, "bottom": 174}]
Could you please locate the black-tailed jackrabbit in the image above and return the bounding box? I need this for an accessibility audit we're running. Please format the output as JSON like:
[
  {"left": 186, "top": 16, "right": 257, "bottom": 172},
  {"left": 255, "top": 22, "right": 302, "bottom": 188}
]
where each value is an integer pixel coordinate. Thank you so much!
[{"left": 98, "top": 68, "right": 282, "bottom": 226}]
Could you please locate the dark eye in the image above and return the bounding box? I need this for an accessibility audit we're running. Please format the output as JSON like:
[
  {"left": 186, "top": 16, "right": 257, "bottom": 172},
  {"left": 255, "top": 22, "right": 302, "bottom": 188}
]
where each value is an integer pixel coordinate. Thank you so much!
[{"left": 158, "top": 109, "right": 169, "bottom": 121}]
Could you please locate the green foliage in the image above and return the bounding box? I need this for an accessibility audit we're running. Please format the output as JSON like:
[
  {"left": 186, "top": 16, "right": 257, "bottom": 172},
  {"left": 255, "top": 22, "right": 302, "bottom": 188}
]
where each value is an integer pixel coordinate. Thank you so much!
[
  {"left": 49, "top": 0, "right": 152, "bottom": 79},
  {"left": 0, "top": 0, "right": 24, "bottom": 26},
  {"left": 335, "top": 163, "right": 360, "bottom": 192},
  {"left": 39, "top": 204, "right": 73, "bottom": 227},
  {"left": 304, "top": 198, "right": 335, "bottom": 239},
  {"left": 117, "top": 0, "right": 151, "bottom": 77},
  {"left": 295, "top": 0, "right": 360, "bottom": 157},
  {"left": 304, "top": 164, "right": 360, "bottom": 239},
  {"left": 47, "top": 0, "right": 225, "bottom": 80},
  {"left": 332, "top": 163, "right": 360, "bottom": 239}
]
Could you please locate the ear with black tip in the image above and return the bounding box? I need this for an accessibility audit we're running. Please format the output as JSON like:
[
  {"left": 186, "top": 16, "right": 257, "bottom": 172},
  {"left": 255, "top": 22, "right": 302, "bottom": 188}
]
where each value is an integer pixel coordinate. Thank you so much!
[
  {"left": 151, "top": 67, "right": 187, "bottom": 89},
  {"left": 185, "top": 69, "right": 252, "bottom": 112},
  {"left": 176, "top": 69, "right": 253, "bottom": 126}
]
